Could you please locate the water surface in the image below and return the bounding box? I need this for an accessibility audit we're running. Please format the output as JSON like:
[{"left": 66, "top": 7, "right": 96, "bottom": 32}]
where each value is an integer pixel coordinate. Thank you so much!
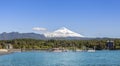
[{"left": 0, "top": 51, "right": 120, "bottom": 66}]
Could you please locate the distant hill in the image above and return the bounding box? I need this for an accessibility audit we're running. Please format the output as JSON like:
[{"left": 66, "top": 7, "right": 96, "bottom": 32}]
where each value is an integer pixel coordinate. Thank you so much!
[
  {"left": 0, "top": 32, "right": 45, "bottom": 40},
  {"left": 0, "top": 32, "right": 90, "bottom": 40},
  {"left": 0, "top": 32, "right": 114, "bottom": 40}
]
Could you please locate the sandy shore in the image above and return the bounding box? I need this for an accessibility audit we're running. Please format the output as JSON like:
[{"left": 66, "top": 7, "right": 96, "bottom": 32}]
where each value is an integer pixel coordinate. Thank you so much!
[{"left": 0, "top": 49, "right": 21, "bottom": 56}]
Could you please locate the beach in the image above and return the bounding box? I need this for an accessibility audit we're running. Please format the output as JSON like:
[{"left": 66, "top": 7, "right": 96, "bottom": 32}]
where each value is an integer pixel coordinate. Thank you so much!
[{"left": 0, "top": 49, "right": 21, "bottom": 56}]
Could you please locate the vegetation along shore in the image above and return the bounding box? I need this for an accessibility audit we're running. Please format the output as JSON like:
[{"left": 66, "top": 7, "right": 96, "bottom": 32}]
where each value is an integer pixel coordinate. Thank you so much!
[{"left": 0, "top": 38, "right": 120, "bottom": 51}]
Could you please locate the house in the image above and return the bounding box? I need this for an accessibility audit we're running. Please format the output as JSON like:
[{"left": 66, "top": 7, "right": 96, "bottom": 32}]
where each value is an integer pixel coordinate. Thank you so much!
[
  {"left": 106, "top": 40, "right": 114, "bottom": 50},
  {"left": 5, "top": 43, "right": 13, "bottom": 49}
]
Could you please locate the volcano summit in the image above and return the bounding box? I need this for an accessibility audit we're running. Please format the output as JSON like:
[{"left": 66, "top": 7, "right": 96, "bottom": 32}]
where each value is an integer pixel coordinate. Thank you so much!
[{"left": 44, "top": 27, "right": 84, "bottom": 38}]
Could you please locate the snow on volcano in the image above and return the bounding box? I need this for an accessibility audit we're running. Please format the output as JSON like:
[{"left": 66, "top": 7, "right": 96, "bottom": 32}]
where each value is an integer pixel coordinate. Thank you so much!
[{"left": 44, "top": 27, "right": 84, "bottom": 38}]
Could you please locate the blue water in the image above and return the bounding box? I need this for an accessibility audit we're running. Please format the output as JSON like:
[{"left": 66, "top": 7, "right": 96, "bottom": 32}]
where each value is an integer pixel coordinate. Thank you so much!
[{"left": 0, "top": 51, "right": 120, "bottom": 66}]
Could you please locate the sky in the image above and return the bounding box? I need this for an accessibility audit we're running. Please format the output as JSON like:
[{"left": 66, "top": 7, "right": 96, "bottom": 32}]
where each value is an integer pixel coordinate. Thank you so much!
[{"left": 0, "top": 0, "right": 120, "bottom": 38}]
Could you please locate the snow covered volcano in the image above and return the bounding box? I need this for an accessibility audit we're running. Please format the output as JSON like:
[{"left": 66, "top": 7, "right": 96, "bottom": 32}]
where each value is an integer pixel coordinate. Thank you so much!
[{"left": 44, "top": 27, "right": 84, "bottom": 38}]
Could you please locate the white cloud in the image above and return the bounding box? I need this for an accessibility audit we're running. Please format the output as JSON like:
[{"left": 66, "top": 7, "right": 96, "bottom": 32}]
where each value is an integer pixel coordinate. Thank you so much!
[{"left": 32, "top": 27, "right": 47, "bottom": 31}]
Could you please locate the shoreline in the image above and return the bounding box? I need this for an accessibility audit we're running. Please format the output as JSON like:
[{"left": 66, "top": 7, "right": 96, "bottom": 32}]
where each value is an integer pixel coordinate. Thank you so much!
[
  {"left": 0, "top": 49, "right": 21, "bottom": 56},
  {"left": 0, "top": 52, "right": 13, "bottom": 56},
  {"left": 0, "top": 49, "right": 120, "bottom": 56}
]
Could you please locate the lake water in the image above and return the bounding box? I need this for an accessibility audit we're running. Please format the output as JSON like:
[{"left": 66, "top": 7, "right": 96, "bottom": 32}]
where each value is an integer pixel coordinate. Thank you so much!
[{"left": 0, "top": 51, "right": 120, "bottom": 66}]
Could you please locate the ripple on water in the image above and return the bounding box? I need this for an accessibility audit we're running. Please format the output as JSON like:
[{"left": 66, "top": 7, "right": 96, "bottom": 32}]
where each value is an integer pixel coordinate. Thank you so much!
[{"left": 0, "top": 51, "right": 120, "bottom": 66}]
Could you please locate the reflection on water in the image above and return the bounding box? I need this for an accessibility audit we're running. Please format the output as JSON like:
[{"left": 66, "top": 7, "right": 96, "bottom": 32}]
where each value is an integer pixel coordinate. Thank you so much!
[{"left": 0, "top": 51, "right": 120, "bottom": 66}]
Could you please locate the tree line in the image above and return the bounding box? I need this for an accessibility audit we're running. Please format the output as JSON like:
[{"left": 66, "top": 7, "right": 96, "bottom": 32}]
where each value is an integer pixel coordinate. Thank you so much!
[{"left": 0, "top": 39, "right": 120, "bottom": 50}]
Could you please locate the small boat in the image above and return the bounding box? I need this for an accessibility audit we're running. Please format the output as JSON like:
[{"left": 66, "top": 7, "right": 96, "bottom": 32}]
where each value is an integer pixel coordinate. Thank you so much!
[
  {"left": 76, "top": 49, "right": 83, "bottom": 52},
  {"left": 53, "top": 50, "right": 62, "bottom": 52},
  {"left": 88, "top": 50, "right": 95, "bottom": 52},
  {"left": 52, "top": 48, "right": 63, "bottom": 52},
  {"left": 88, "top": 46, "right": 96, "bottom": 52}
]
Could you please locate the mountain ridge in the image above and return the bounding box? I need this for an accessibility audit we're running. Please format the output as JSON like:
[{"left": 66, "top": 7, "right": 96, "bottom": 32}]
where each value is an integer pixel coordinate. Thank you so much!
[
  {"left": 0, "top": 32, "right": 45, "bottom": 40},
  {"left": 0, "top": 32, "right": 114, "bottom": 40}
]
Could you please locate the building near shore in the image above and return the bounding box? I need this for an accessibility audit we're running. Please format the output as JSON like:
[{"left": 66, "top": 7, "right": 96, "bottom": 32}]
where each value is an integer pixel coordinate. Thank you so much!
[
  {"left": 5, "top": 43, "right": 13, "bottom": 49},
  {"left": 106, "top": 40, "right": 114, "bottom": 50}
]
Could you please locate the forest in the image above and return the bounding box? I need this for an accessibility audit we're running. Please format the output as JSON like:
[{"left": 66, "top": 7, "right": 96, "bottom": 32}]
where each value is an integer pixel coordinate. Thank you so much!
[{"left": 0, "top": 39, "right": 120, "bottom": 50}]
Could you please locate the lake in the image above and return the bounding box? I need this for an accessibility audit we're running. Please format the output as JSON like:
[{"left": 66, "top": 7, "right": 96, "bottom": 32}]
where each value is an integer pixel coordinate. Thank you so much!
[{"left": 0, "top": 51, "right": 120, "bottom": 66}]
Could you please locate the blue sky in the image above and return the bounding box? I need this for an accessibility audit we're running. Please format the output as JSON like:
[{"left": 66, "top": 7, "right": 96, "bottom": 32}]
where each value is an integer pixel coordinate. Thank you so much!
[{"left": 0, "top": 0, "right": 120, "bottom": 38}]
